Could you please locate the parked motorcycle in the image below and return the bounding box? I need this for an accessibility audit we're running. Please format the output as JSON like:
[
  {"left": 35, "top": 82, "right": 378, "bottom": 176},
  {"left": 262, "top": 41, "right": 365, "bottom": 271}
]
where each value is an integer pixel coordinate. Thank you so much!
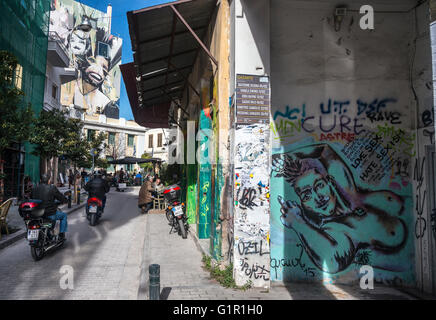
[
  {"left": 19, "top": 196, "right": 68, "bottom": 261},
  {"left": 163, "top": 185, "right": 188, "bottom": 239},
  {"left": 86, "top": 197, "right": 103, "bottom": 226}
]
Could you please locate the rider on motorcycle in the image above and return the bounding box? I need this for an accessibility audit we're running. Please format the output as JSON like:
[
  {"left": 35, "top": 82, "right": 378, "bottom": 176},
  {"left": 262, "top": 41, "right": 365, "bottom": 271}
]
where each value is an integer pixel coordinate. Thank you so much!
[
  {"left": 31, "top": 174, "right": 70, "bottom": 240},
  {"left": 84, "top": 171, "right": 110, "bottom": 212}
]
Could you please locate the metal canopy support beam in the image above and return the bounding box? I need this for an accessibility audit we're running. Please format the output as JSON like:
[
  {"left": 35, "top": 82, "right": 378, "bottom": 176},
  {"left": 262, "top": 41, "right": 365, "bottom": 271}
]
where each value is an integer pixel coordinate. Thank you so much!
[
  {"left": 132, "top": 0, "right": 193, "bottom": 14},
  {"left": 140, "top": 48, "right": 197, "bottom": 67},
  {"left": 170, "top": 4, "right": 218, "bottom": 67},
  {"left": 142, "top": 64, "right": 192, "bottom": 81},
  {"left": 138, "top": 26, "right": 207, "bottom": 46},
  {"left": 144, "top": 90, "right": 183, "bottom": 103},
  {"left": 142, "top": 79, "right": 184, "bottom": 94},
  {"left": 168, "top": 61, "right": 200, "bottom": 98},
  {"left": 164, "top": 13, "right": 178, "bottom": 90},
  {"left": 160, "top": 88, "right": 190, "bottom": 117}
]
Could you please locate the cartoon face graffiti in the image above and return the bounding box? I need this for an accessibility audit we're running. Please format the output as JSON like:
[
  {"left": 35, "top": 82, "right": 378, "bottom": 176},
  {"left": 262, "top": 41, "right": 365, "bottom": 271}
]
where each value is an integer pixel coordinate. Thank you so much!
[
  {"left": 294, "top": 169, "right": 336, "bottom": 217},
  {"left": 272, "top": 144, "right": 409, "bottom": 274},
  {"left": 83, "top": 56, "right": 109, "bottom": 87}
]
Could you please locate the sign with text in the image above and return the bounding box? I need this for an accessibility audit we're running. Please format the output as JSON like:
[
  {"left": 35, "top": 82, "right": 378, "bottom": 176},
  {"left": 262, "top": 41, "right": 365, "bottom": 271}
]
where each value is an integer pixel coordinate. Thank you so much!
[{"left": 235, "top": 74, "right": 270, "bottom": 124}]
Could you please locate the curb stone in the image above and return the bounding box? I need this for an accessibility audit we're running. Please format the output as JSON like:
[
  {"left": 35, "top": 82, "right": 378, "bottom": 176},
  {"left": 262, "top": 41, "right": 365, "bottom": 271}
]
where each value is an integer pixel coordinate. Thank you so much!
[
  {"left": 188, "top": 227, "right": 210, "bottom": 258},
  {"left": 0, "top": 202, "right": 86, "bottom": 250},
  {"left": 137, "top": 212, "right": 151, "bottom": 300}
]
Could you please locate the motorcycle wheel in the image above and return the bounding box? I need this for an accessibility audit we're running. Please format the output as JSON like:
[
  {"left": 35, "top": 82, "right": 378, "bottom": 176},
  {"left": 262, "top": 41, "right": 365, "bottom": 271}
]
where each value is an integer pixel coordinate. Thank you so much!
[
  {"left": 178, "top": 218, "right": 187, "bottom": 239},
  {"left": 90, "top": 213, "right": 97, "bottom": 226},
  {"left": 31, "top": 245, "right": 44, "bottom": 261},
  {"left": 166, "top": 210, "right": 172, "bottom": 223}
]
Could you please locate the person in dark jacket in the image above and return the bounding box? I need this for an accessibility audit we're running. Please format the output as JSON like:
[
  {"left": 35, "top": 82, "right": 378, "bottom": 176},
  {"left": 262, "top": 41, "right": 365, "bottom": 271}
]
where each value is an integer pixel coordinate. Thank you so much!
[
  {"left": 138, "top": 176, "right": 154, "bottom": 214},
  {"left": 31, "top": 174, "right": 70, "bottom": 239},
  {"left": 84, "top": 171, "right": 110, "bottom": 212}
]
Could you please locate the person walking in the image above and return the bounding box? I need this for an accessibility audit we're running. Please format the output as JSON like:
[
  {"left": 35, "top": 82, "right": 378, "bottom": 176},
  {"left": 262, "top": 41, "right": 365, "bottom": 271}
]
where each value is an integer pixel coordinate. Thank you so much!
[
  {"left": 68, "top": 169, "right": 74, "bottom": 189},
  {"left": 135, "top": 171, "right": 142, "bottom": 186}
]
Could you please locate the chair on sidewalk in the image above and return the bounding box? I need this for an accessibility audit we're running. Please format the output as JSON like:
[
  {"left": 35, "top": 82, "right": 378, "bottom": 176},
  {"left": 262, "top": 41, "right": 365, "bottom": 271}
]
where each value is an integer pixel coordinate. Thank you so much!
[
  {"left": 0, "top": 198, "right": 16, "bottom": 239},
  {"left": 153, "top": 195, "right": 165, "bottom": 210}
]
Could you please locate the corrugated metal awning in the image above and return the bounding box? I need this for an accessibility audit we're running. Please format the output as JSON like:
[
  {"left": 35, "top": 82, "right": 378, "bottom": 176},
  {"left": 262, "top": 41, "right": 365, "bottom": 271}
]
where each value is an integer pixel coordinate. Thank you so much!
[
  {"left": 125, "top": 0, "right": 217, "bottom": 111},
  {"left": 120, "top": 62, "right": 171, "bottom": 128}
]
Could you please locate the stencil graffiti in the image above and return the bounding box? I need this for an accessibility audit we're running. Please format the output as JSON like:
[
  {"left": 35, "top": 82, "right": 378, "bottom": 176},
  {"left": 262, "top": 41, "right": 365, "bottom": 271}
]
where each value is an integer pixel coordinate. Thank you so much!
[{"left": 271, "top": 144, "right": 410, "bottom": 275}]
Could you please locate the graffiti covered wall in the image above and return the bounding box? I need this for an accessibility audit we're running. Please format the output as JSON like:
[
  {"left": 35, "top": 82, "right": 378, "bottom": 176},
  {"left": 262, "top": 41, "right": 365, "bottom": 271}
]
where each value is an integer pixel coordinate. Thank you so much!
[
  {"left": 269, "top": 0, "right": 425, "bottom": 285},
  {"left": 232, "top": 74, "right": 271, "bottom": 287},
  {"left": 234, "top": 123, "right": 271, "bottom": 287},
  {"left": 49, "top": 0, "right": 122, "bottom": 118},
  {"left": 412, "top": 4, "right": 436, "bottom": 293}
]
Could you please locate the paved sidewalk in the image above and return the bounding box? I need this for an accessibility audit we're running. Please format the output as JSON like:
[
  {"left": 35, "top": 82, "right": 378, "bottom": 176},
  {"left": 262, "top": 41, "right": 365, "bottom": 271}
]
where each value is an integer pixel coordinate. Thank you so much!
[{"left": 139, "top": 214, "right": 418, "bottom": 300}]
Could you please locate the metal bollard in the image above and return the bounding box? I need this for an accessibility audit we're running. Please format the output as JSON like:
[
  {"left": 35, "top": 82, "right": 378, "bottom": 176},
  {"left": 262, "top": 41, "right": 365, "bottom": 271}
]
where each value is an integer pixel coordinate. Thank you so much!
[
  {"left": 149, "top": 264, "right": 160, "bottom": 300},
  {"left": 68, "top": 194, "right": 72, "bottom": 208},
  {"left": 77, "top": 190, "right": 81, "bottom": 204}
]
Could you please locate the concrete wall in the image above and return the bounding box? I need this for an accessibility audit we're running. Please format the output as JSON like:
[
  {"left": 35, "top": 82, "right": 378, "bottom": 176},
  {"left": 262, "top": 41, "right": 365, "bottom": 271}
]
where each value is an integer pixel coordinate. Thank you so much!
[
  {"left": 412, "top": 3, "right": 436, "bottom": 294},
  {"left": 268, "top": 0, "right": 434, "bottom": 288}
]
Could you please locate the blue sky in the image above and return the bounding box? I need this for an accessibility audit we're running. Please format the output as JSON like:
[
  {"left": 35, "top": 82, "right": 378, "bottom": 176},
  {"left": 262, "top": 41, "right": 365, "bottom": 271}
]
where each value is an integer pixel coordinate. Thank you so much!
[{"left": 79, "top": 0, "right": 176, "bottom": 120}]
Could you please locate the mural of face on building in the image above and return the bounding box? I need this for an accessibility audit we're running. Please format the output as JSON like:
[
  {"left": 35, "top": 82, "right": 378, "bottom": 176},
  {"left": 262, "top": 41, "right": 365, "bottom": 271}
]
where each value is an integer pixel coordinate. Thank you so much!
[
  {"left": 83, "top": 55, "right": 109, "bottom": 87},
  {"left": 50, "top": 0, "right": 122, "bottom": 119},
  {"left": 69, "top": 29, "right": 91, "bottom": 57}
]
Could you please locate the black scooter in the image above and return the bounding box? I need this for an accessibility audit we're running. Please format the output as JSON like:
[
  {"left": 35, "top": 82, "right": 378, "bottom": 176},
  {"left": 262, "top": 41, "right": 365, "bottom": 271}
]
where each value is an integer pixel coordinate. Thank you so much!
[
  {"left": 163, "top": 185, "right": 188, "bottom": 239},
  {"left": 86, "top": 197, "right": 103, "bottom": 226},
  {"left": 19, "top": 192, "right": 70, "bottom": 261}
]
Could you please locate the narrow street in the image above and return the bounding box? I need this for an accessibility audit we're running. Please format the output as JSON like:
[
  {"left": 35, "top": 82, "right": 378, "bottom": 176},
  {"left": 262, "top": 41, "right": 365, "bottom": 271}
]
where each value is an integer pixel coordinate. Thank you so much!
[
  {"left": 0, "top": 188, "right": 146, "bottom": 299},
  {"left": 0, "top": 186, "right": 420, "bottom": 300}
]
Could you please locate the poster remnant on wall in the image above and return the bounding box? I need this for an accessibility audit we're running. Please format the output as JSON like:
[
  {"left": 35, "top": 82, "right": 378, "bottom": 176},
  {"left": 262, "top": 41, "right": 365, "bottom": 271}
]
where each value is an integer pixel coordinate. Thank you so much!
[{"left": 49, "top": 0, "right": 122, "bottom": 119}]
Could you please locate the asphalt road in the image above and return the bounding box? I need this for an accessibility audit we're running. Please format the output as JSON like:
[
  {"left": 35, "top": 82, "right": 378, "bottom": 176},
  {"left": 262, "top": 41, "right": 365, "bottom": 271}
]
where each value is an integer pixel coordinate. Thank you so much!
[{"left": 0, "top": 187, "right": 146, "bottom": 300}]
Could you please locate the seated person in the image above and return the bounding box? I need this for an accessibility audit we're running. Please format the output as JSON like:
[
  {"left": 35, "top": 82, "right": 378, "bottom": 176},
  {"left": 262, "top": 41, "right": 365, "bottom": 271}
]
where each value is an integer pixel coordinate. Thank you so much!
[
  {"left": 138, "top": 176, "right": 154, "bottom": 214},
  {"left": 154, "top": 177, "right": 164, "bottom": 195}
]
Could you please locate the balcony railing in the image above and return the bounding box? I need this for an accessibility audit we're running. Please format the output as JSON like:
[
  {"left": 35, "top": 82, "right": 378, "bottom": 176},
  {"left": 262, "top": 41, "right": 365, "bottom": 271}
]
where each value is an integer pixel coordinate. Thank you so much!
[
  {"left": 48, "top": 31, "right": 69, "bottom": 55},
  {"left": 47, "top": 31, "right": 70, "bottom": 67}
]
